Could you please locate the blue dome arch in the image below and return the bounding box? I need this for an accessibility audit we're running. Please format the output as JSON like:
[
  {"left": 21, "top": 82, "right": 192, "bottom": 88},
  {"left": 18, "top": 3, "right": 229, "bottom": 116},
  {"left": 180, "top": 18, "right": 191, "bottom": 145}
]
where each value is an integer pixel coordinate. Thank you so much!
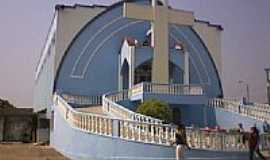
[{"left": 54, "top": 0, "right": 223, "bottom": 98}]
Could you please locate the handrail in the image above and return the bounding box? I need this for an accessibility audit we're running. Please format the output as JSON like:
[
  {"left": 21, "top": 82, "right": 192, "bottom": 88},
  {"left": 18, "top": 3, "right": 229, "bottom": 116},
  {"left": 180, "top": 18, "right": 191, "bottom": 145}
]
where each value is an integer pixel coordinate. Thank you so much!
[
  {"left": 61, "top": 93, "right": 102, "bottom": 106},
  {"left": 186, "top": 127, "right": 248, "bottom": 151},
  {"left": 186, "top": 127, "right": 270, "bottom": 152},
  {"left": 54, "top": 94, "right": 176, "bottom": 146},
  {"left": 130, "top": 82, "right": 204, "bottom": 96},
  {"left": 209, "top": 98, "right": 270, "bottom": 122}
]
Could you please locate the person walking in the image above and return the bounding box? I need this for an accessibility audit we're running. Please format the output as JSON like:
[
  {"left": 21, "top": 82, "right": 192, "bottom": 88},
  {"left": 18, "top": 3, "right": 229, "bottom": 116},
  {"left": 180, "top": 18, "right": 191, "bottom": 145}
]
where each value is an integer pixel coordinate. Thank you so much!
[
  {"left": 248, "top": 126, "right": 266, "bottom": 160},
  {"left": 172, "top": 123, "right": 190, "bottom": 160}
]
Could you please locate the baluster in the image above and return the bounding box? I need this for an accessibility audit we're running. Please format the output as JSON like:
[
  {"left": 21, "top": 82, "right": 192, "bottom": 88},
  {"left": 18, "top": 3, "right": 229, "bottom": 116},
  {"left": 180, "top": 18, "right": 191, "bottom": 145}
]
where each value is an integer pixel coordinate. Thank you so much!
[
  {"left": 119, "top": 120, "right": 123, "bottom": 138},
  {"left": 95, "top": 116, "right": 98, "bottom": 133},
  {"left": 151, "top": 123, "right": 155, "bottom": 143},
  {"left": 104, "top": 118, "right": 108, "bottom": 135},
  {"left": 125, "top": 121, "right": 128, "bottom": 139},
  {"left": 165, "top": 127, "right": 169, "bottom": 144},
  {"left": 90, "top": 115, "right": 93, "bottom": 132},
  {"left": 158, "top": 126, "right": 162, "bottom": 144},
  {"left": 138, "top": 122, "right": 141, "bottom": 141},
  {"left": 131, "top": 122, "right": 135, "bottom": 140},
  {"left": 99, "top": 118, "right": 102, "bottom": 134},
  {"left": 145, "top": 123, "right": 148, "bottom": 143}
]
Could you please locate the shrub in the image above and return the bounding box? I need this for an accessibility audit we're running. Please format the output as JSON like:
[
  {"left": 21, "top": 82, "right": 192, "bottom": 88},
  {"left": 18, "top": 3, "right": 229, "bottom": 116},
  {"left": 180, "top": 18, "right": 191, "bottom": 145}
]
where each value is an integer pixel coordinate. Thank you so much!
[{"left": 136, "top": 99, "right": 173, "bottom": 123}]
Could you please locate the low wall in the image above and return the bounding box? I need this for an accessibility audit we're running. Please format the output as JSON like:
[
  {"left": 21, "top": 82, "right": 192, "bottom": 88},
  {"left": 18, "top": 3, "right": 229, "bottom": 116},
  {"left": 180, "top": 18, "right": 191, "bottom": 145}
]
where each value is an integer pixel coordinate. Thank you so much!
[
  {"left": 215, "top": 108, "right": 264, "bottom": 131},
  {"left": 52, "top": 106, "right": 175, "bottom": 160}
]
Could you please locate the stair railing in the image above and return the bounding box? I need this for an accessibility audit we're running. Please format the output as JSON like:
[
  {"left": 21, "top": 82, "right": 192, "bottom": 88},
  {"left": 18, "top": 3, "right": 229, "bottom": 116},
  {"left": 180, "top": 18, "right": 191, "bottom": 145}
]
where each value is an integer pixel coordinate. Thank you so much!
[
  {"left": 102, "top": 90, "right": 163, "bottom": 124},
  {"left": 209, "top": 98, "right": 270, "bottom": 122},
  {"left": 61, "top": 93, "right": 102, "bottom": 106},
  {"left": 54, "top": 94, "right": 175, "bottom": 146}
]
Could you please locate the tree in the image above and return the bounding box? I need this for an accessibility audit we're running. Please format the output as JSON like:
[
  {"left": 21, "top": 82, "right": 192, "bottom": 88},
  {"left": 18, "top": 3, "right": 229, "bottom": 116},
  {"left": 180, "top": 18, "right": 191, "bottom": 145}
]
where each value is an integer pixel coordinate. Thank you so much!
[
  {"left": 0, "top": 98, "right": 14, "bottom": 109},
  {"left": 136, "top": 99, "right": 173, "bottom": 123}
]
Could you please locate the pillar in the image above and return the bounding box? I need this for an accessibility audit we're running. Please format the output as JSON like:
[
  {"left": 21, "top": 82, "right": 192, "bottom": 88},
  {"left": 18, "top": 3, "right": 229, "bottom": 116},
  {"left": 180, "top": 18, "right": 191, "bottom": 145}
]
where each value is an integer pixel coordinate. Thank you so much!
[{"left": 184, "top": 51, "right": 190, "bottom": 85}]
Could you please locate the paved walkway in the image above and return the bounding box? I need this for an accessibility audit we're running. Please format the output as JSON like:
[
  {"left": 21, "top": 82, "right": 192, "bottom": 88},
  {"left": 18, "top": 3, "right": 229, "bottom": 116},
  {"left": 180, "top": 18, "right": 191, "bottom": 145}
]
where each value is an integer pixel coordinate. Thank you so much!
[
  {"left": 76, "top": 105, "right": 107, "bottom": 115},
  {"left": 0, "top": 143, "right": 69, "bottom": 160}
]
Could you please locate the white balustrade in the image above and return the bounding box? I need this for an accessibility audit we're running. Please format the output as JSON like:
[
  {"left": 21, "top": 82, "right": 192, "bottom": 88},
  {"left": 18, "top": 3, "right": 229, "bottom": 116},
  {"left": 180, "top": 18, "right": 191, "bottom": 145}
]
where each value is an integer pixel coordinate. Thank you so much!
[
  {"left": 141, "top": 82, "right": 204, "bottom": 96},
  {"left": 186, "top": 127, "right": 248, "bottom": 151},
  {"left": 55, "top": 94, "right": 175, "bottom": 146},
  {"left": 102, "top": 90, "right": 163, "bottom": 124},
  {"left": 62, "top": 93, "right": 102, "bottom": 105},
  {"left": 209, "top": 98, "right": 270, "bottom": 122}
]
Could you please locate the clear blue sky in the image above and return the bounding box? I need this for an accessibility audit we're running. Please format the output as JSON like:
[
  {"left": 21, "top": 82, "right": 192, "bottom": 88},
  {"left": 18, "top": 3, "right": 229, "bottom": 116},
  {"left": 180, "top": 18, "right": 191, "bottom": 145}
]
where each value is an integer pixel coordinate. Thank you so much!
[{"left": 0, "top": 0, "right": 269, "bottom": 106}]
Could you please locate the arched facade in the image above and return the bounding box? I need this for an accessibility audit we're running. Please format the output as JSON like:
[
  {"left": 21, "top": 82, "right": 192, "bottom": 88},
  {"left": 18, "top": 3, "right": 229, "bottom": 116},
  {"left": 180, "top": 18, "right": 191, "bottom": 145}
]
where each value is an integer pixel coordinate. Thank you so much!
[{"left": 54, "top": 0, "right": 223, "bottom": 98}]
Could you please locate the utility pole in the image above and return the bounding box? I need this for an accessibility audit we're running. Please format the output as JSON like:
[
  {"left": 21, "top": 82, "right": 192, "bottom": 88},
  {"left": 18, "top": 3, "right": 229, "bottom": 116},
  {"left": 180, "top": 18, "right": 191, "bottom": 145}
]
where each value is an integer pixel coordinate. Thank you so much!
[
  {"left": 265, "top": 68, "right": 270, "bottom": 104},
  {"left": 238, "top": 80, "right": 250, "bottom": 103}
]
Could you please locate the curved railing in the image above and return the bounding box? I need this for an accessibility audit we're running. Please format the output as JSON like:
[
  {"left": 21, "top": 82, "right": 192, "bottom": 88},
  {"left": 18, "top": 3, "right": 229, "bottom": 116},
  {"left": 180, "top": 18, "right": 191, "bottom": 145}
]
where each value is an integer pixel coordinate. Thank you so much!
[
  {"left": 209, "top": 98, "right": 270, "bottom": 122},
  {"left": 55, "top": 95, "right": 270, "bottom": 152},
  {"left": 186, "top": 127, "right": 247, "bottom": 151},
  {"left": 102, "top": 90, "right": 163, "bottom": 124},
  {"left": 55, "top": 94, "right": 175, "bottom": 146},
  {"left": 131, "top": 82, "right": 204, "bottom": 96},
  {"left": 186, "top": 127, "right": 270, "bottom": 152},
  {"left": 61, "top": 93, "right": 102, "bottom": 106}
]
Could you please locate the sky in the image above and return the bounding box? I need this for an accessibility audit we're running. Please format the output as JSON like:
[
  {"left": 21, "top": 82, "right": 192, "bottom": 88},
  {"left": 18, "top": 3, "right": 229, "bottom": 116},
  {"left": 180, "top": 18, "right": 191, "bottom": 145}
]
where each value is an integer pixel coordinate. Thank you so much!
[{"left": 0, "top": 0, "right": 269, "bottom": 107}]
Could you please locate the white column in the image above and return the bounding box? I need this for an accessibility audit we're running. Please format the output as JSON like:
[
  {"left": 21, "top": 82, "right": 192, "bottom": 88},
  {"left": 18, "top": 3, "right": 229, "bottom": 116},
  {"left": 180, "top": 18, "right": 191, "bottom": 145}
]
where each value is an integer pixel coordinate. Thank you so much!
[
  {"left": 118, "top": 54, "right": 122, "bottom": 91},
  {"left": 184, "top": 51, "right": 190, "bottom": 85},
  {"left": 129, "top": 46, "right": 135, "bottom": 89}
]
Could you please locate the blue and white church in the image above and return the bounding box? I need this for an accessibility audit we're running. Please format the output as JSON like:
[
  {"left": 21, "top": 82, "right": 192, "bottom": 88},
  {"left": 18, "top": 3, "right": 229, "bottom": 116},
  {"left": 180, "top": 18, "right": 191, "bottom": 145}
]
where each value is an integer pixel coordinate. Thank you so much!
[{"left": 34, "top": 0, "right": 270, "bottom": 159}]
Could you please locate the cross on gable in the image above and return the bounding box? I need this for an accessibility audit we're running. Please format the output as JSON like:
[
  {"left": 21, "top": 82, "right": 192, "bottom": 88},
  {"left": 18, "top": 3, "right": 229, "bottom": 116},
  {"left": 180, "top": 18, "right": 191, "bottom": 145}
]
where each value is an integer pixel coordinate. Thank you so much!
[
  {"left": 123, "top": 0, "right": 194, "bottom": 84},
  {"left": 123, "top": 1, "right": 194, "bottom": 27}
]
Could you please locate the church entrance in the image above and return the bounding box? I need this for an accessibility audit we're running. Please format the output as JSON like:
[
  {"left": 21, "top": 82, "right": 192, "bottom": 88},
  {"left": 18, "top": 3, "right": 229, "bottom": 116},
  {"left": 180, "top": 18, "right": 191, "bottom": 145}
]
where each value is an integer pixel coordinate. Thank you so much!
[
  {"left": 169, "top": 62, "right": 184, "bottom": 84},
  {"left": 134, "top": 60, "right": 152, "bottom": 84},
  {"left": 121, "top": 59, "right": 129, "bottom": 90}
]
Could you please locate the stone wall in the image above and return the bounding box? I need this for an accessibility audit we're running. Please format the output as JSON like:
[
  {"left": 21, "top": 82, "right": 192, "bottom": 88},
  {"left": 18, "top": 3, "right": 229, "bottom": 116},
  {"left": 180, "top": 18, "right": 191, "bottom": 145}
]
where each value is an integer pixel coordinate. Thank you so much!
[
  {"left": 0, "top": 108, "right": 36, "bottom": 142},
  {"left": 3, "top": 116, "right": 34, "bottom": 142},
  {"left": 0, "top": 117, "right": 4, "bottom": 141}
]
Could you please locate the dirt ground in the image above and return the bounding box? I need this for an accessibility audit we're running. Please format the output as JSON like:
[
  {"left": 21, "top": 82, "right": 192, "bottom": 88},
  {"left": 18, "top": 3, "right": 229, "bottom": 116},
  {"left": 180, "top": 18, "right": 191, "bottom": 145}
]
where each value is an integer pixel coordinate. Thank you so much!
[{"left": 0, "top": 143, "right": 69, "bottom": 160}]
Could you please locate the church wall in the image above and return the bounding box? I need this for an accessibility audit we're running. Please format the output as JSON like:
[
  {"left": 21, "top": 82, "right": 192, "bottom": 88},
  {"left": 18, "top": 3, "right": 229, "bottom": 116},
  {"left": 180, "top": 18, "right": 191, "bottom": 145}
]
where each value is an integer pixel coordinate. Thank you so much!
[
  {"left": 55, "top": 5, "right": 152, "bottom": 96},
  {"left": 33, "top": 36, "right": 55, "bottom": 114},
  {"left": 215, "top": 108, "right": 264, "bottom": 132},
  {"left": 55, "top": 1, "right": 223, "bottom": 99},
  {"left": 55, "top": 6, "right": 105, "bottom": 77},
  {"left": 34, "top": 6, "right": 105, "bottom": 114},
  {"left": 170, "top": 104, "right": 217, "bottom": 127},
  {"left": 193, "top": 22, "right": 222, "bottom": 76}
]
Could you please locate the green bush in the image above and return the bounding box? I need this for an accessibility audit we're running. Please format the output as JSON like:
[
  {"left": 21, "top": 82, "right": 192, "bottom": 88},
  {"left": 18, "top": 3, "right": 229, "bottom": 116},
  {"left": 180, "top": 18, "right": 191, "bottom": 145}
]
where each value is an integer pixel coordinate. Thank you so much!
[{"left": 136, "top": 99, "right": 173, "bottom": 123}]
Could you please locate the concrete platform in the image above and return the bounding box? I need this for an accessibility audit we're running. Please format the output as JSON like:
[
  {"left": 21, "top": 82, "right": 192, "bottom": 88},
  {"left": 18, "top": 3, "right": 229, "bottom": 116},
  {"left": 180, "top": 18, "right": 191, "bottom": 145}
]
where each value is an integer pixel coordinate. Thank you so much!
[{"left": 75, "top": 105, "right": 107, "bottom": 116}]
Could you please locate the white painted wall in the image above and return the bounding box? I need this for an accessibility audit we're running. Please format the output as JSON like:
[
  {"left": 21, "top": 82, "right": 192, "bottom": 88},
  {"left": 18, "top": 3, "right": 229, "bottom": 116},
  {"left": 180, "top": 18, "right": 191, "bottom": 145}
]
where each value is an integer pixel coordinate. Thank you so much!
[{"left": 194, "top": 22, "right": 222, "bottom": 76}]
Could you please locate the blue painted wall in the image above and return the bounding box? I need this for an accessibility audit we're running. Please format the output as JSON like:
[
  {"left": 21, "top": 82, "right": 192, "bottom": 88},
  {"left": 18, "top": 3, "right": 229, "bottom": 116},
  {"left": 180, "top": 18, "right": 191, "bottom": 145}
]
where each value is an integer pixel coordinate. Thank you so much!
[
  {"left": 54, "top": 0, "right": 222, "bottom": 99},
  {"left": 215, "top": 108, "right": 264, "bottom": 132},
  {"left": 52, "top": 105, "right": 175, "bottom": 160}
]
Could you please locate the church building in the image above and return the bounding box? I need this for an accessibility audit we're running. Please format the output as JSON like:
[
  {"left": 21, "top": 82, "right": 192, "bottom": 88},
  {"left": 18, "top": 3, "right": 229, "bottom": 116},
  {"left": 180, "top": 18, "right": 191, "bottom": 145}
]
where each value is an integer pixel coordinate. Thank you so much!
[{"left": 34, "top": 0, "right": 269, "bottom": 159}]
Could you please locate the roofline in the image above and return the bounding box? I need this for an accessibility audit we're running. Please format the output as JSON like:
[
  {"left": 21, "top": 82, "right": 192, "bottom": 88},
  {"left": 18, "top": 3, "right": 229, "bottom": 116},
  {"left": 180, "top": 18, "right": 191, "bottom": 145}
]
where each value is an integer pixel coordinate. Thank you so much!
[
  {"left": 35, "top": 11, "right": 58, "bottom": 81},
  {"left": 195, "top": 19, "right": 223, "bottom": 31},
  {"left": 55, "top": 4, "right": 108, "bottom": 10}
]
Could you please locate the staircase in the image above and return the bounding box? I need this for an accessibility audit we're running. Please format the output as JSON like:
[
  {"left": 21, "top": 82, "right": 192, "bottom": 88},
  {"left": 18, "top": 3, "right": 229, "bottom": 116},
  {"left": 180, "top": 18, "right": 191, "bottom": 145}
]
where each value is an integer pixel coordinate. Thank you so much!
[
  {"left": 55, "top": 94, "right": 176, "bottom": 146},
  {"left": 55, "top": 82, "right": 270, "bottom": 153}
]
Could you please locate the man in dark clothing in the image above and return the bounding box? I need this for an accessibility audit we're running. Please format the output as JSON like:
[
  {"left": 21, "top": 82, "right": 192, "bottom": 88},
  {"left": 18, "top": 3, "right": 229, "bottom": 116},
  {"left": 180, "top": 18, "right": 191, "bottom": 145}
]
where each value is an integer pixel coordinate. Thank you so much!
[
  {"left": 173, "top": 124, "right": 190, "bottom": 160},
  {"left": 248, "top": 126, "right": 266, "bottom": 160}
]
